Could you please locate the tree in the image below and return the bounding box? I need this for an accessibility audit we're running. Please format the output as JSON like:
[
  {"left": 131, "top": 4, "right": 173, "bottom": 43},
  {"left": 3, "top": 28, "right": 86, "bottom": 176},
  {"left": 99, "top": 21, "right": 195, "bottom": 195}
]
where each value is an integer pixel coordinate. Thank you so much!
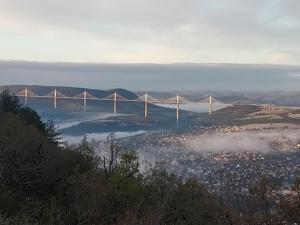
[
  {"left": 19, "top": 106, "right": 47, "bottom": 134},
  {"left": 102, "top": 133, "right": 121, "bottom": 181},
  {"left": 278, "top": 178, "right": 300, "bottom": 225},
  {"left": 162, "top": 179, "right": 232, "bottom": 225},
  {"left": 0, "top": 113, "right": 99, "bottom": 224},
  {"left": 0, "top": 88, "right": 20, "bottom": 114},
  {"left": 249, "top": 176, "right": 279, "bottom": 225},
  {"left": 118, "top": 151, "right": 140, "bottom": 178},
  {"left": 0, "top": 89, "right": 60, "bottom": 141}
]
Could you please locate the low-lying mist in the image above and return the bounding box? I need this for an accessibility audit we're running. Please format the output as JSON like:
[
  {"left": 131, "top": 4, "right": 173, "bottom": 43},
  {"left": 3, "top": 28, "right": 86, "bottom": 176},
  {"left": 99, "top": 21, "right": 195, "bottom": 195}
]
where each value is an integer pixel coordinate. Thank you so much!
[
  {"left": 62, "top": 131, "right": 147, "bottom": 144},
  {"left": 187, "top": 129, "right": 300, "bottom": 153}
]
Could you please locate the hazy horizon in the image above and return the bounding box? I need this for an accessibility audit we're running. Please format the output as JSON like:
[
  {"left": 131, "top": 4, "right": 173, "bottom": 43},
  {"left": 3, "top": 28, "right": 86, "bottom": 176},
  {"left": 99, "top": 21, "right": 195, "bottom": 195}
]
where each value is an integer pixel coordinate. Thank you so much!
[{"left": 1, "top": 60, "right": 300, "bottom": 92}]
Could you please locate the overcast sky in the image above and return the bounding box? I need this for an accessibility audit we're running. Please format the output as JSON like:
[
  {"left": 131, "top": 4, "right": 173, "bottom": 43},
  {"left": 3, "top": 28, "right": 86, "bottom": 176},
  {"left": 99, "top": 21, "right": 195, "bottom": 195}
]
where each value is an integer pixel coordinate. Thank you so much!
[
  {"left": 0, "top": 0, "right": 299, "bottom": 64},
  {"left": 1, "top": 61, "right": 300, "bottom": 91}
]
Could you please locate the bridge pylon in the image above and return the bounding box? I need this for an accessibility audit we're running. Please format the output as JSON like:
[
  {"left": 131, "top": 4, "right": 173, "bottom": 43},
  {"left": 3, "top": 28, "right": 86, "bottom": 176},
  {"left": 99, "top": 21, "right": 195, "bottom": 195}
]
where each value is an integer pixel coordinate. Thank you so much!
[
  {"left": 113, "top": 91, "right": 117, "bottom": 115},
  {"left": 209, "top": 95, "right": 212, "bottom": 115},
  {"left": 25, "top": 88, "right": 28, "bottom": 105},
  {"left": 176, "top": 93, "right": 180, "bottom": 126},
  {"left": 83, "top": 90, "right": 87, "bottom": 112},
  {"left": 54, "top": 89, "right": 57, "bottom": 109},
  {"left": 144, "top": 93, "right": 148, "bottom": 119}
]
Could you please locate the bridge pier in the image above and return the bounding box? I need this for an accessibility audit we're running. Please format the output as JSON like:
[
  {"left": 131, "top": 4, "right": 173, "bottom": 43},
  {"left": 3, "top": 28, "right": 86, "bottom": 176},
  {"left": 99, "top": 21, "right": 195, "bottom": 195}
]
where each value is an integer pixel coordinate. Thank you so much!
[
  {"left": 144, "top": 93, "right": 148, "bottom": 119},
  {"left": 113, "top": 91, "right": 117, "bottom": 115},
  {"left": 54, "top": 89, "right": 57, "bottom": 109},
  {"left": 25, "top": 88, "right": 28, "bottom": 105},
  {"left": 83, "top": 90, "right": 87, "bottom": 112},
  {"left": 176, "top": 93, "right": 179, "bottom": 126},
  {"left": 209, "top": 95, "right": 212, "bottom": 115}
]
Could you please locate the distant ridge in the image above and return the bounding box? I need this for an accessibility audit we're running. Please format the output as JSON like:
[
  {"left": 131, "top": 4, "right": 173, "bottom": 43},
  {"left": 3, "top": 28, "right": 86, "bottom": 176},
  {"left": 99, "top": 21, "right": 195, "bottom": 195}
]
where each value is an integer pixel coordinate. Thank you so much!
[
  {"left": 0, "top": 85, "right": 138, "bottom": 100},
  {"left": 0, "top": 84, "right": 189, "bottom": 122}
]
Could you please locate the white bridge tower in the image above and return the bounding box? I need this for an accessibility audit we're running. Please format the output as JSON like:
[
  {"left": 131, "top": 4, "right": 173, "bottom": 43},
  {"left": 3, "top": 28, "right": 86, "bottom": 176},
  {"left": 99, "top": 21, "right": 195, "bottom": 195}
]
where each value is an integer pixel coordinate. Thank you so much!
[
  {"left": 83, "top": 90, "right": 87, "bottom": 112},
  {"left": 24, "top": 88, "right": 28, "bottom": 105},
  {"left": 144, "top": 93, "right": 148, "bottom": 119},
  {"left": 176, "top": 93, "right": 180, "bottom": 126},
  {"left": 209, "top": 95, "right": 212, "bottom": 115},
  {"left": 54, "top": 89, "right": 57, "bottom": 109},
  {"left": 113, "top": 91, "right": 117, "bottom": 115}
]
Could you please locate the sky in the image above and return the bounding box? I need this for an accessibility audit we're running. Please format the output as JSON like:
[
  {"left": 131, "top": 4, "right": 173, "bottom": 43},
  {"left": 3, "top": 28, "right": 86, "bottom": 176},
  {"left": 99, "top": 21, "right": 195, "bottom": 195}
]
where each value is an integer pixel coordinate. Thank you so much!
[
  {"left": 1, "top": 61, "right": 300, "bottom": 91},
  {"left": 0, "top": 0, "right": 299, "bottom": 64}
]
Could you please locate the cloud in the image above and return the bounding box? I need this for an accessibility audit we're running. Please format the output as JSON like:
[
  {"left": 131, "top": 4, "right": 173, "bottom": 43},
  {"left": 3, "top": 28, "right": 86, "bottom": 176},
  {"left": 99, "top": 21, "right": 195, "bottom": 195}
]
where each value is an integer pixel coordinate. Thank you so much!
[
  {"left": 187, "top": 129, "right": 300, "bottom": 153},
  {"left": 288, "top": 73, "right": 300, "bottom": 79},
  {"left": 1, "top": 61, "right": 300, "bottom": 91},
  {"left": 0, "top": 0, "right": 299, "bottom": 63}
]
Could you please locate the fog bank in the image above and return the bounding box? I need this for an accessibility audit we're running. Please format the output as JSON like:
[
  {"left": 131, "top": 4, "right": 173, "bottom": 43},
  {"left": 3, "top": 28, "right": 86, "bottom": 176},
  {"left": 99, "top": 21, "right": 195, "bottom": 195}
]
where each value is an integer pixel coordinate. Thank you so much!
[{"left": 187, "top": 129, "right": 300, "bottom": 153}]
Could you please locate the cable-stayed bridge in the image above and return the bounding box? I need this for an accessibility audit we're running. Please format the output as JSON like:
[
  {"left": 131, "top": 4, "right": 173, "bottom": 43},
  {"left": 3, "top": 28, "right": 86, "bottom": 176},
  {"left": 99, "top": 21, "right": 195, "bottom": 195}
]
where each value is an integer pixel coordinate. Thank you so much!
[{"left": 15, "top": 88, "right": 229, "bottom": 125}]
